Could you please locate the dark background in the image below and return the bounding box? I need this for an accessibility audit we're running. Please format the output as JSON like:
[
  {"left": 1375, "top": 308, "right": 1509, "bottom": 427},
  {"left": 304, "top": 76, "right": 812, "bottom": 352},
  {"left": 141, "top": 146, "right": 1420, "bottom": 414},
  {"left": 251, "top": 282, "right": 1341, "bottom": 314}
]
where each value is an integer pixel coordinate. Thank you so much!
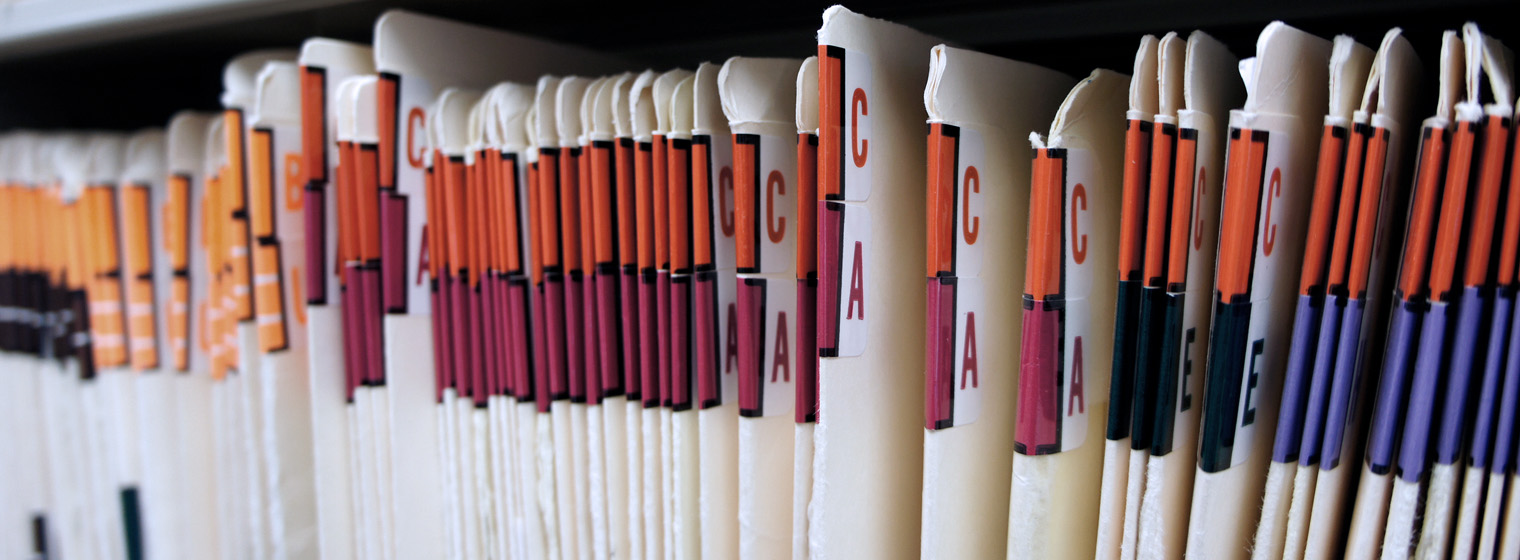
[{"left": 0, "top": 0, "right": 1513, "bottom": 131}]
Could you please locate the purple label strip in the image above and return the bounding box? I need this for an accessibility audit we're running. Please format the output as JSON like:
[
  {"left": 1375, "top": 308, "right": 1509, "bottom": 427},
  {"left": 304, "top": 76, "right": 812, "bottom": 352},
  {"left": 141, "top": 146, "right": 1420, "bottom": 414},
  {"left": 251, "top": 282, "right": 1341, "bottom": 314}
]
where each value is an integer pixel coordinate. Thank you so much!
[
  {"left": 1435, "top": 286, "right": 1487, "bottom": 465},
  {"left": 1297, "top": 296, "right": 1345, "bottom": 466},
  {"left": 1397, "top": 300, "right": 1451, "bottom": 482},
  {"left": 1367, "top": 302, "right": 1421, "bottom": 474},
  {"left": 1468, "top": 293, "right": 1513, "bottom": 468},
  {"left": 1319, "top": 299, "right": 1367, "bottom": 469},
  {"left": 1490, "top": 304, "right": 1520, "bottom": 474},
  {"left": 1273, "top": 295, "right": 1323, "bottom": 463}
]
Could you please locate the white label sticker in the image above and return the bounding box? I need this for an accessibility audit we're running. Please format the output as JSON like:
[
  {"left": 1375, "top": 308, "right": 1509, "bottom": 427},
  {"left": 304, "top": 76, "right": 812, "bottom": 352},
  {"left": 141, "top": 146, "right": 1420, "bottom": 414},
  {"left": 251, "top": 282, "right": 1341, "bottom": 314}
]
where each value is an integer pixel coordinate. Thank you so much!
[
  {"left": 1177, "top": 110, "right": 1219, "bottom": 428},
  {"left": 955, "top": 126, "right": 986, "bottom": 278},
  {"left": 835, "top": 203, "right": 871, "bottom": 357},
  {"left": 842, "top": 49, "right": 874, "bottom": 202},
  {"left": 274, "top": 124, "right": 308, "bottom": 352},
  {"left": 951, "top": 276, "right": 985, "bottom": 426},
  {"left": 398, "top": 74, "right": 434, "bottom": 315},
  {"left": 760, "top": 279, "right": 796, "bottom": 417},
  {"left": 705, "top": 134, "right": 738, "bottom": 272},
  {"left": 756, "top": 133, "right": 797, "bottom": 274},
  {"left": 1230, "top": 112, "right": 1301, "bottom": 469},
  {"left": 1060, "top": 296, "right": 1092, "bottom": 451},
  {"left": 1062, "top": 148, "right": 1095, "bottom": 452}
]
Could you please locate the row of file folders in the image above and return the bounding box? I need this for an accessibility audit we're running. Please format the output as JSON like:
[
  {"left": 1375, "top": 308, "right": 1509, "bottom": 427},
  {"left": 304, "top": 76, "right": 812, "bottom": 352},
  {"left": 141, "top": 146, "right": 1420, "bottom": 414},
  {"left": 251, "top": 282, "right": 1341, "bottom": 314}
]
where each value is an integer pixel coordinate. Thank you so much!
[{"left": 2, "top": 5, "right": 1520, "bottom": 560}]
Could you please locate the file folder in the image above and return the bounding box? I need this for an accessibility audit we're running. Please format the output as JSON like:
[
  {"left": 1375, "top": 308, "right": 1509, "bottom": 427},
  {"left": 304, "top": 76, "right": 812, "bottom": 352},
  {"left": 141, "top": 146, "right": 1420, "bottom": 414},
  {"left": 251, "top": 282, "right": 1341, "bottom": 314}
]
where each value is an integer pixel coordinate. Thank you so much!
[
  {"left": 652, "top": 68, "right": 693, "bottom": 560},
  {"left": 812, "top": 8, "right": 942, "bottom": 556},
  {"left": 1133, "top": 31, "right": 1242, "bottom": 560},
  {"left": 588, "top": 71, "right": 639, "bottom": 560},
  {"left": 0, "top": 134, "right": 56, "bottom": 560},
  {"left": 159, "top": 111, "right": 221, "bottom": 560},
  {"left": 665, "top": 73, "right": 703, "bottom": 560},
  {"left": 1407, "top": 25, "right": 1512, "bottom": 559},
  {"left": 1345, "top": 30, "right": 1464, "bottom": 560},
  {"left": 555, "top": 75, "right": 597, "bottom": 560},
  {"left": 370, "top": 12, "right": 621, "bottom": 558},
  {"left": 921, "top": 44, "right": 1071, "bottom": 560},
  {"left": 1255, "top": 33, "right": 1373, "bottom": 560},
  {"left": 221, "top": 50, "right": 297, "bottom": 560},
  {"left": 1097, "top": 35, "right": 1158, "bottom": 560},
  {"left": 351, "top": 75, "right": 399, "bottom": 560},
  {"left": 1290, "top": 30, "right": 1418, "bottom": 560},
  {"left": 794, "top": 56, "right": 819, "bottom": 560},
  {"left": 631, "top": 68, "right": 670, "bottom": 560},
  {"left": 426, "top": 85, "right": 483, "bottom": 560},
  {"left": 120, "top": 128, "right": 175, "bottom": 560},
  {"left": 1376, "top": 25, "right": 1509, "bottom": 559},
  {"left": 613, "top": 70, "right": 650, "bottom": 560},
  {"left": 719, "top": 55, "right": 804, "bottom": 560},
  {"left": 486, "top": 80, "right": 554, "bottom": 560},
  {"left": 576, "top": 76, "right": 614, "bottom": 560},
  {"left": 691, "top": 60, "right": 741, "bottom": 560},
  {"left": 297, "top": 38, "right": 373, "bottom": 560},
  {"left": 1462, "top": 93, "right": 1520, "bottom": 560},
  {"left": 1187, "top": 21, "right": 1329, "bottom": 559},
  {"left": 82, "top": 133, "right": 138, "bottom": 560},
  {"left": 245, "top": 60, "right": 321, "bottom": 559},
  {"left": 1010, "top": 68, "right": 1126, "bottom": 560}
]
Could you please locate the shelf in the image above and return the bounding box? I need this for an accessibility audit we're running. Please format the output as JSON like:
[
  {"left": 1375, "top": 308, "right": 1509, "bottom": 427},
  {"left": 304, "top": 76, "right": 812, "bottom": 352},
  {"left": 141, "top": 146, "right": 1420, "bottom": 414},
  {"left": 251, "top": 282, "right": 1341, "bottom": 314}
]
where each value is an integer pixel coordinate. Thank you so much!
[
  {"left": 1, "top": 0, "right": 1515, "bottom": 130},
  {"left": 0, "top": 0, "right": 359, "bottom": 59}
]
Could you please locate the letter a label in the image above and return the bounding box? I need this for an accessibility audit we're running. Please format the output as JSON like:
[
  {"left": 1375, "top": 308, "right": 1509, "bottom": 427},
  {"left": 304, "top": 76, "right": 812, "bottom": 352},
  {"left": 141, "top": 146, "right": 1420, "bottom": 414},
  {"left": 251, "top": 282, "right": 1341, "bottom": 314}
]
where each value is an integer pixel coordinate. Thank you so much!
[
  {"left": 762, "top": 281, "right": 797, "bottom": 417},
  {"left": 395, "top": 73, "right": 436, "bottom": 315},
  {"left": 835, "top": 205, "right": 872, "bottom": 357},
  {"left": 952, "top": 277, "right": 986, "bottom": 426}
]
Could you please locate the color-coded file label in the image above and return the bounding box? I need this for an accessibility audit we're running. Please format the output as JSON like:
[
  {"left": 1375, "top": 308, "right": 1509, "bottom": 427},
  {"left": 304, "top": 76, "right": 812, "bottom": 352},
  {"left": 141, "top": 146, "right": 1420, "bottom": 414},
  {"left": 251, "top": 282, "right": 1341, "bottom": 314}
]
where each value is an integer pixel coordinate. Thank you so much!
[
  {"left": 925, "top": 122, "right": 989, "bottom": 430},
  {"left": 817, "top": 201, "right": 871, "bottom": 359},
  {"left": 926, "top": 275, "right": 987, "bottom": 428},
  {"left": 738, "top": 278, "right": 797, "bottom": 417},
  {"left": 734, "top": 134, "right": 796, "bottom": 275},
  {"left": 924, "top": 125, "right": 986, "bottom": 279},
  {"left": 1200, "top": 115, "right": 1298, "bottom": 473},
  {"left": 1016, "top": 146, "right": 1096, "bottom": 456},
  {"left": 692, "top": 132, "right": 739, "bottom": 409},
  {"left": 818, "top": 45, "right": 874, "bottom": 203},
  {"left": 377, "top": 72, "right": 434, "bottom": 315}
]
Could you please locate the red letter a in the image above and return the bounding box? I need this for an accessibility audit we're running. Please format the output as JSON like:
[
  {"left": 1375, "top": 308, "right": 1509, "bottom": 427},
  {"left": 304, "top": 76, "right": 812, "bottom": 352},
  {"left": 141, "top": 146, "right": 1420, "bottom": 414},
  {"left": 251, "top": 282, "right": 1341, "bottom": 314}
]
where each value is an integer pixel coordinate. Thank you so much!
[
  {"left": 772, "top": 312, "right": 790, "bottom": 382},
  {"left": 846, "top": 241, "right": 865, "bottom": 320},
  {"left": 1068, "top": 336, "right": 1085, "bottom": 415},
  {"left": 416, "top": 224, "right": 430, "bottom": 284},
  {"left": 960, "top": 312, "right": 978, "bottom": 389}
]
